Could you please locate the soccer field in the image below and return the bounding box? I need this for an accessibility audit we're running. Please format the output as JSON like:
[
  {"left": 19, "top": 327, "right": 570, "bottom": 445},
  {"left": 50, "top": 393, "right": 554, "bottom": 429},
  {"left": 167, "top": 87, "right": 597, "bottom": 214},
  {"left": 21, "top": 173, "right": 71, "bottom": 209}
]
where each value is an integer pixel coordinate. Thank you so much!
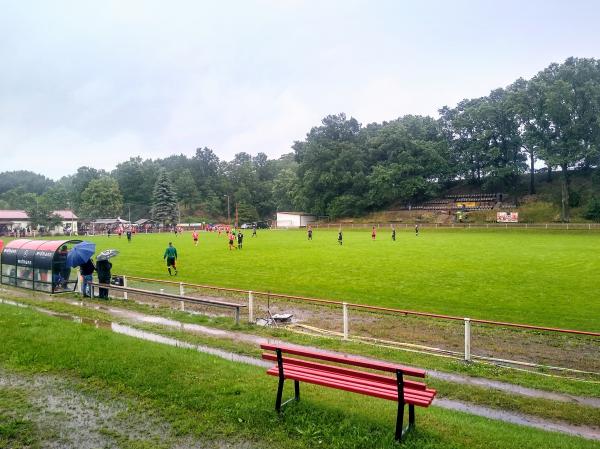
[{"left": 26, "top": 228, "right": 600, "bottom": 330}]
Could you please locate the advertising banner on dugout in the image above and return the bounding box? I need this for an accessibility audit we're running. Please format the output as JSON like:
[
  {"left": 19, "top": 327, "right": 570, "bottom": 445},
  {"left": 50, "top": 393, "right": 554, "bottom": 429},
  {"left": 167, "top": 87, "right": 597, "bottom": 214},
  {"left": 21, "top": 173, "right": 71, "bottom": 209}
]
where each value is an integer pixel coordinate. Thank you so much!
[{"left": 497, "top": 212, "right": 519, "bottom": 223}]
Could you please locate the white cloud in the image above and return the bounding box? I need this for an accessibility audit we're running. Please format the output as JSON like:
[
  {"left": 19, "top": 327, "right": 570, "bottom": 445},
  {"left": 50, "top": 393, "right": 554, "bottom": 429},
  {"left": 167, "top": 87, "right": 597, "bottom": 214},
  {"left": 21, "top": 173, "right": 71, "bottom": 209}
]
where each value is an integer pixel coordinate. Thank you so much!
[{"left": 0, "top": 0, "right": 597, "bottom": 179}]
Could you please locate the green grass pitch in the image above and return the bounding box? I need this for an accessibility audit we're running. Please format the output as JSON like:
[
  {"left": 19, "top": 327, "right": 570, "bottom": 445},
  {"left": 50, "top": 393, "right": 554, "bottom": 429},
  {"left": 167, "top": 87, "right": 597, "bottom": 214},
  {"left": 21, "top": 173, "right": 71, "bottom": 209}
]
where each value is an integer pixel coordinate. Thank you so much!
[{"left": 78, "top": 228, "right": 600, "bottom": 331}]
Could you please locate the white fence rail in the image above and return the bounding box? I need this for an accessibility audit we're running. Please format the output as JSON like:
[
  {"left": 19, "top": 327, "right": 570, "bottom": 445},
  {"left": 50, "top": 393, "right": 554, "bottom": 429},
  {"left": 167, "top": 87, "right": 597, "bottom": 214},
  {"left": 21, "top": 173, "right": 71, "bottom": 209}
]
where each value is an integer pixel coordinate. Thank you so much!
[{"left": 115, "top": 275, "right": 600, "bottom": 377}]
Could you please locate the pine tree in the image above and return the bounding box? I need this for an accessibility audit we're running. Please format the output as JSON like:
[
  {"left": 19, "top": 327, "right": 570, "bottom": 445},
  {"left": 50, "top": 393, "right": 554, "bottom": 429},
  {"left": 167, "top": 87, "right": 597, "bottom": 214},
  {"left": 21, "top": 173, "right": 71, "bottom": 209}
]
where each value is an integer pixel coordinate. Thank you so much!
[{"left": 151, "top": 169, "right": 179, "bottom": 225}]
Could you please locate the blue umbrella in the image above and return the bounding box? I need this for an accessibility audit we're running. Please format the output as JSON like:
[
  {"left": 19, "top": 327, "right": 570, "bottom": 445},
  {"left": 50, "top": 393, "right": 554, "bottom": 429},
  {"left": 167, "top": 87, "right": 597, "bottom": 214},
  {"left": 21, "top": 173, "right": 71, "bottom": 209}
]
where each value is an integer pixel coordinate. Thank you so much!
[{"left": 66, "top": 241, "right": 96, "bottom": 268}]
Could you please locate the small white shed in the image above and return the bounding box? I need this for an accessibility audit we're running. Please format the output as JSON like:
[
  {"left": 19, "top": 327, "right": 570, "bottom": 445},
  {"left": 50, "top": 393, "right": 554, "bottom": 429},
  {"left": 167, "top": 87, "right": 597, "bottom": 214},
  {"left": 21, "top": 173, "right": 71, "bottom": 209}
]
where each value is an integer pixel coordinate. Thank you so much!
[{"left": 276, "top": 212, "right": 316, "bottom": 228}]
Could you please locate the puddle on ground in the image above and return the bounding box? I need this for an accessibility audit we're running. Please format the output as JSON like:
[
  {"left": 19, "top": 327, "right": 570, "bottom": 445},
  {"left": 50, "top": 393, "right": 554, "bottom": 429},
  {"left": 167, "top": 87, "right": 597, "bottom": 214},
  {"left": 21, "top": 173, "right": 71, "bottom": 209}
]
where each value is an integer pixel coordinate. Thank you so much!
[
  {"left": 435, "top": 398, "right": 600, "bottom": 440},
  {"left": 0, "top": 367, "right": 256, "bottom": 449},
  {"left": 0, "top": 298, "right": 268, "bottom": 369},
  {"left": 110, "top": 323, "right": 268, "bottom": 368}
]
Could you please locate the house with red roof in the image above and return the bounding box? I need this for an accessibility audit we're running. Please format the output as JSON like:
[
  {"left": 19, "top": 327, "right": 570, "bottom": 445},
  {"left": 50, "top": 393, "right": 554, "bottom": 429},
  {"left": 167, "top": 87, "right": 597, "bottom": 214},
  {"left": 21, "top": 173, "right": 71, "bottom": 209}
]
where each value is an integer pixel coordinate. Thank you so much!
[{"left": 0, "top": 210, "right": 78, "bottom": 235}]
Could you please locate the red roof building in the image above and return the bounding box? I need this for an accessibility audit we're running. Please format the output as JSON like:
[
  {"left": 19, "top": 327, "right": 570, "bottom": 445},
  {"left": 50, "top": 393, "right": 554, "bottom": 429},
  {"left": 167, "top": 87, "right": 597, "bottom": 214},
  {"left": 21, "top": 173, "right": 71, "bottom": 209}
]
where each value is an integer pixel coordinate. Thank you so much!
[{"left": 0, "top": 210, "right": 78, "bottom": 235}]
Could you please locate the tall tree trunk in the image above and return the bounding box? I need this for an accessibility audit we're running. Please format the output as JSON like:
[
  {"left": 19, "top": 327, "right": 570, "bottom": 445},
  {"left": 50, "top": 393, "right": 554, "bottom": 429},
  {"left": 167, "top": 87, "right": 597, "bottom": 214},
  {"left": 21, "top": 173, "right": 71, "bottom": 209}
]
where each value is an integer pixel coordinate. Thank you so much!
[
  {"left": 560, "top": 164, "right": 570, "bottom": 222},
  {"left": 546, "top": 165, "right": 552, "bottom": 182},
  {"left": 529, "top": 150, "right": 535, "bottom": 195}
]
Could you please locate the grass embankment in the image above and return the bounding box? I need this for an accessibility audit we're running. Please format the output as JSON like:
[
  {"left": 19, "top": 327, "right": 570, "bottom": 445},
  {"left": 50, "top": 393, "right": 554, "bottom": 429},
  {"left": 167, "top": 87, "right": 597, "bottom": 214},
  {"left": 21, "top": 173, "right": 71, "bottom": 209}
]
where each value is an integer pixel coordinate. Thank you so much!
[
  {"left": 47, "top": 229, "right": 600, "bottom": 331},
  {"left": 2, "top": 295, "right": 599, "bottom": 439},
  {"left": 1, "top": 303, "right": 598, "bottom": 449}
]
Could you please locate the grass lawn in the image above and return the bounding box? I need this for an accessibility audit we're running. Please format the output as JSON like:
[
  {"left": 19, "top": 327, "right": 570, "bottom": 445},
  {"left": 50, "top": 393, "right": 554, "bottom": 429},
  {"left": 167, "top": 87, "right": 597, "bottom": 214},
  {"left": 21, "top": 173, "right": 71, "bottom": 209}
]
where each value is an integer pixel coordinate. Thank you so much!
[
  {"left": 62, "top": 228, "right": 600, "bottom": 331},
  {"left": 0, "top": 303, "right": 598, "bottom": 449}
]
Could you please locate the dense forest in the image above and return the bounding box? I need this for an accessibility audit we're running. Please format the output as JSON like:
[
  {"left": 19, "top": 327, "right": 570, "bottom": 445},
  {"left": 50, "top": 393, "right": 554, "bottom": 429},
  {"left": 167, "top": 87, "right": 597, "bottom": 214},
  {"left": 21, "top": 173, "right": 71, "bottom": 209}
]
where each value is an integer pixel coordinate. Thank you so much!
[{"left": 2, "top": 57, "right": 600, "bottom": 224}]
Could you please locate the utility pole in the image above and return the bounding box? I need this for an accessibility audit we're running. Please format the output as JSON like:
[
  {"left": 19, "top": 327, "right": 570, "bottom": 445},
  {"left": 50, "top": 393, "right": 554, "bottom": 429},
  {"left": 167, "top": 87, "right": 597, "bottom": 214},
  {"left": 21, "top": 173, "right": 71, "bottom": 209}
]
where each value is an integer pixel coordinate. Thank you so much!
[{"left": 224, "top": 194, "right": 230, "bottom": 225}]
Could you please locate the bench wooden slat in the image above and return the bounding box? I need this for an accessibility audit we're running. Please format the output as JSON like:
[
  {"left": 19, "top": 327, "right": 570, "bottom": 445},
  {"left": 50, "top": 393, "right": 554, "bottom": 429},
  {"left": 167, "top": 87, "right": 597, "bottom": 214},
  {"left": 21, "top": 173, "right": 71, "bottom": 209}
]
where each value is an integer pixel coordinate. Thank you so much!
[
  {"left": 266, "top": 368, "right": 432, "bottom": 406},
  {"left": 261, "top": 344, "right": 425, "bottom": 378},
  {"left": 262, "top": 353, "right": 433, "bottom": 393},
  {"left": 267, "top": 364, "right": 436, "bottom": 399},
  {"left": 267, "top": 366, "right": 435, "bottom": 402}
]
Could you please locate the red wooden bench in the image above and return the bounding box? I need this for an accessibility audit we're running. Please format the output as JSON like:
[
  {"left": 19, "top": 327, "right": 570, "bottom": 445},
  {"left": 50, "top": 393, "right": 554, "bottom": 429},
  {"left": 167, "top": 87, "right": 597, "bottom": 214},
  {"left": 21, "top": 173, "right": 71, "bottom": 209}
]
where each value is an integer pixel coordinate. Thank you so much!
[{"left": 261, "top": 344, "right": 436, "bottom": 442}]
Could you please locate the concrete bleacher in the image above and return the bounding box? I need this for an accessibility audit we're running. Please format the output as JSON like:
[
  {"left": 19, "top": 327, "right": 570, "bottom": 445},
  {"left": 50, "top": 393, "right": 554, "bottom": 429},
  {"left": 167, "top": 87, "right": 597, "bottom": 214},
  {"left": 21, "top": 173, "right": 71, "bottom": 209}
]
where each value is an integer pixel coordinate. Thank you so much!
[{"left": 410, "top": 193, "right": 501, "bottom": 211}]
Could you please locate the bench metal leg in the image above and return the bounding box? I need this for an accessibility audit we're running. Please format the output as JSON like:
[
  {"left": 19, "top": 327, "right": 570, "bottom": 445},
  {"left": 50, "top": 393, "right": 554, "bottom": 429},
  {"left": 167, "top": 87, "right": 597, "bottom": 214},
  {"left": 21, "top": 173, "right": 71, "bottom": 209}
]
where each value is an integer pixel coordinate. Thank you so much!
[
  {"left": 274, "top": 349, "right": 301, "bottom": 413},
  {"left": 275, "top": 376, "right": 285, "bottom": 413},
  {"left": 409, "top": 404, "right": 415, "bottom": 428},
  {"left": 395, "top": 369, "right": 405, "bottom": 441},
  {"left": 275, "top": 348, "right": 285, "bottom": 413},
  {"left": 395, "top": 401, "right": 405, "bottom": 441}
]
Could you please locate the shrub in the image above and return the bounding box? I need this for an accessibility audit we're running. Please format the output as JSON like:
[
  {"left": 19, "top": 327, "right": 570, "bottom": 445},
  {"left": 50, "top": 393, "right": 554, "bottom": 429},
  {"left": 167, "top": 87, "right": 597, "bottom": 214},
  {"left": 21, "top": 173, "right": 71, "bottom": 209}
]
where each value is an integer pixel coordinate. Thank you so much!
[{"left": 584, "top": 196, "right": 600, "bottom": 222}]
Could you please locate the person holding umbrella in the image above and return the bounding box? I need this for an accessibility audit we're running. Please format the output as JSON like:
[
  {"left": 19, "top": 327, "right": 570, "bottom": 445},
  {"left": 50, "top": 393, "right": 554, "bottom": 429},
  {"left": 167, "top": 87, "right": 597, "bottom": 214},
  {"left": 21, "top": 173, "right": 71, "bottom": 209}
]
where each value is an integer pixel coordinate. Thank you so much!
[
  {"left": 66, "top": 241, "right": 96, "bottom": 297},
  {"left": 96, "top": 249, "right": 119, "bottom": 299},
  {"left": 96, "top": 258, "right": 112, "bottom": 299},
  {"left": 79, "top": 258, "right": 95, "bottom": 297}
]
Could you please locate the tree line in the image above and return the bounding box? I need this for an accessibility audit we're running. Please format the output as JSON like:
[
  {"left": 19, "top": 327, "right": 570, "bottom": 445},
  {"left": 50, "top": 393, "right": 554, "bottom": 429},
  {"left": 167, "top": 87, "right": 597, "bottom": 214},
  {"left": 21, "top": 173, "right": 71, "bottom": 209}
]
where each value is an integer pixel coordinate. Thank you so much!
[{"left": 1, "top": 57, "right": 600, "bottom": 224}]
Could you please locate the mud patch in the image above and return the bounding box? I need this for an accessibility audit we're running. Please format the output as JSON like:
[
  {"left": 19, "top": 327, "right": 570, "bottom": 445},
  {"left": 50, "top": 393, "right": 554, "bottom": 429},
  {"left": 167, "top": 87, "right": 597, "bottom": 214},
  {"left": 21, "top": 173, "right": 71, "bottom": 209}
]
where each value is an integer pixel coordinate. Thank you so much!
[{"left": 0, "top": 367, "right": 255, "bottom": 449}]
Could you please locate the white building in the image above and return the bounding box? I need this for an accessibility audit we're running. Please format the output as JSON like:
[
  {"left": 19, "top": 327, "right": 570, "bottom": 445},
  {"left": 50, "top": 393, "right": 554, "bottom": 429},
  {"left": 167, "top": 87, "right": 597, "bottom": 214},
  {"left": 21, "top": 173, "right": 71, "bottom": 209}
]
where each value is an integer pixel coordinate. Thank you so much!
[
  {"left": 276, "top": 212, "right": 317, "bottom": 228},
  {"left": 0, "top": 210, "right": 78, "bottom": 235}
]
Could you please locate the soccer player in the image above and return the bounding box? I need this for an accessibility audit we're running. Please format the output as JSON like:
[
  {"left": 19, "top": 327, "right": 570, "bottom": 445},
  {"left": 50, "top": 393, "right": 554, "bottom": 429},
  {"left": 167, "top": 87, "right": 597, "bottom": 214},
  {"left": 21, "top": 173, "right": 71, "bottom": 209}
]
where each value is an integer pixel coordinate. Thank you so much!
[
  {"left": 307, "top": 225, "right": 313, "bottom": 240},
  {"left": 126, "top": 228, "right": 132, "bottom": 242},
  {"left": 228, "top": 232, "right": 235, "bottom": 250},
  {"left": 192, "top": 230, "right": 199, "bottom": 246},
  {"left": 415, "top": 224, "right": 419, "bottom": 236},
  {"left": 391, "top": 226, "right": 396, "bottom": 241},
  {"left": 163, "top": 242, "right": 178, "bottom": 275},
  {"left": 338, "top": 229, "right": 343, "bottom": 245},
  {"left": 252, "top": 224, "right": 257, "bottom": 237},
  {"left": 371, "top": 226, "right": 376, "bottom": 240},
  {"left": 237, "top": 231, "right": 244, "bottom": 249}
]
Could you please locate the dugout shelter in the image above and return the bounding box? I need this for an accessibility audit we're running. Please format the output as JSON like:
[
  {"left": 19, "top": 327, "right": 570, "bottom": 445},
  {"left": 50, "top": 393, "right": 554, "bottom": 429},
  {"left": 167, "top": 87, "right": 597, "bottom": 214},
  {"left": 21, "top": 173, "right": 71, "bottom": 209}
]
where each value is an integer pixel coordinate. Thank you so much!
[{"left": 0, "top": 239, "right": 82, "bottom": 293}]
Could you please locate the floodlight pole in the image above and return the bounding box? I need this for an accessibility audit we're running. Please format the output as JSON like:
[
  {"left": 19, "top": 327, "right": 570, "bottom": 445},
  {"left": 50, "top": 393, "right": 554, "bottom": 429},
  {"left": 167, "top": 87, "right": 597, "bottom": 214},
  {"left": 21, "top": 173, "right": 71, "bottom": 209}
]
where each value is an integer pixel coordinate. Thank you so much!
[{"left": 224, "top": 194, "right": 230, "bottom": 225}]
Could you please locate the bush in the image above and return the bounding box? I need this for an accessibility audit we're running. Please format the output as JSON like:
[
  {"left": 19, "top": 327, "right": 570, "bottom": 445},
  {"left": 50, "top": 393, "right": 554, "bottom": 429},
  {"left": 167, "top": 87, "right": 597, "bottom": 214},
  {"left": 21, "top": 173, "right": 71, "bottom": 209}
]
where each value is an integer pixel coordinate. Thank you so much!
[{"left": 584, "top": 196, "right": 600, "bottom": 222}]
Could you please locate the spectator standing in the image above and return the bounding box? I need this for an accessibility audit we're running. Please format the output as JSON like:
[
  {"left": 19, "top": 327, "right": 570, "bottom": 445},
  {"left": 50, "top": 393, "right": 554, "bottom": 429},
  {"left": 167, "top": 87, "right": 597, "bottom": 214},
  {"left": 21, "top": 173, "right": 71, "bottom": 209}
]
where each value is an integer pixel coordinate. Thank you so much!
[
  {"left": 79, "top": 258, "right": 96, "bottom": 297},
  {"left": 96, "top": 259, "right": 112, "bottom": 299}
]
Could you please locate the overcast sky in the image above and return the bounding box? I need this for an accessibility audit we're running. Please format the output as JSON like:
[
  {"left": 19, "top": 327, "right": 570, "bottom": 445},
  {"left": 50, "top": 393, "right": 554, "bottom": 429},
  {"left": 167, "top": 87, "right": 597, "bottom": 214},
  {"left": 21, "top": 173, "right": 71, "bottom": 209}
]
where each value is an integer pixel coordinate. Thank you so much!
[{"left": 1, "top": 0, "right": 599, "bottom": 179}]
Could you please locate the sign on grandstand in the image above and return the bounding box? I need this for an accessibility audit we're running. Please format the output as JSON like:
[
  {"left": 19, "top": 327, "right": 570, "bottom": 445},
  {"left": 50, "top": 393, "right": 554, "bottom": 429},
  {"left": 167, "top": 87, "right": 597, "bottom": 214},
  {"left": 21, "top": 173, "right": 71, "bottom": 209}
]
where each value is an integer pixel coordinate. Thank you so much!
[{"left": 497, "top": 212, "right": 518, "bottom": 223}]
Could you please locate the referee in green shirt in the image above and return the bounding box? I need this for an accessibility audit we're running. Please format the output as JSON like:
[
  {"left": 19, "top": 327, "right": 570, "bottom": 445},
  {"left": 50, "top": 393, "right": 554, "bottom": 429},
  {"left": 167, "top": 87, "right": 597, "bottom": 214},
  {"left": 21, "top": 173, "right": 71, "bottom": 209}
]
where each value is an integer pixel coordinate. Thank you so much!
[{"left": 163, "top": 242, "right": 178, "bottom": 276}]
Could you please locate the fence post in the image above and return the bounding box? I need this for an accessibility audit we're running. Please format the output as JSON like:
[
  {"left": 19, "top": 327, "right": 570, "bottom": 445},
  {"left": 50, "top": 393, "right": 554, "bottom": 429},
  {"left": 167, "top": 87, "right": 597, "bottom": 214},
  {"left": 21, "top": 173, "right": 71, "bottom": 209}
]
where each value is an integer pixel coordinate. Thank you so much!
[
  {"left": 179, "top": 282, "right": 185, "bottom": 310},
  {"left": 342, "top": 302, "right": 349, "bottom": 340},
  {"left": 248, "top": 291, "right": 254, "bottom": 323},
  {"left": 464, "top": 318, "right": 471, "bottom": 362},
  {"left": 123, "top": 275, "right": 128, "bottom": 300},
  {"left": 235, "top": 307, "right": 240, "bottom": 326}
]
